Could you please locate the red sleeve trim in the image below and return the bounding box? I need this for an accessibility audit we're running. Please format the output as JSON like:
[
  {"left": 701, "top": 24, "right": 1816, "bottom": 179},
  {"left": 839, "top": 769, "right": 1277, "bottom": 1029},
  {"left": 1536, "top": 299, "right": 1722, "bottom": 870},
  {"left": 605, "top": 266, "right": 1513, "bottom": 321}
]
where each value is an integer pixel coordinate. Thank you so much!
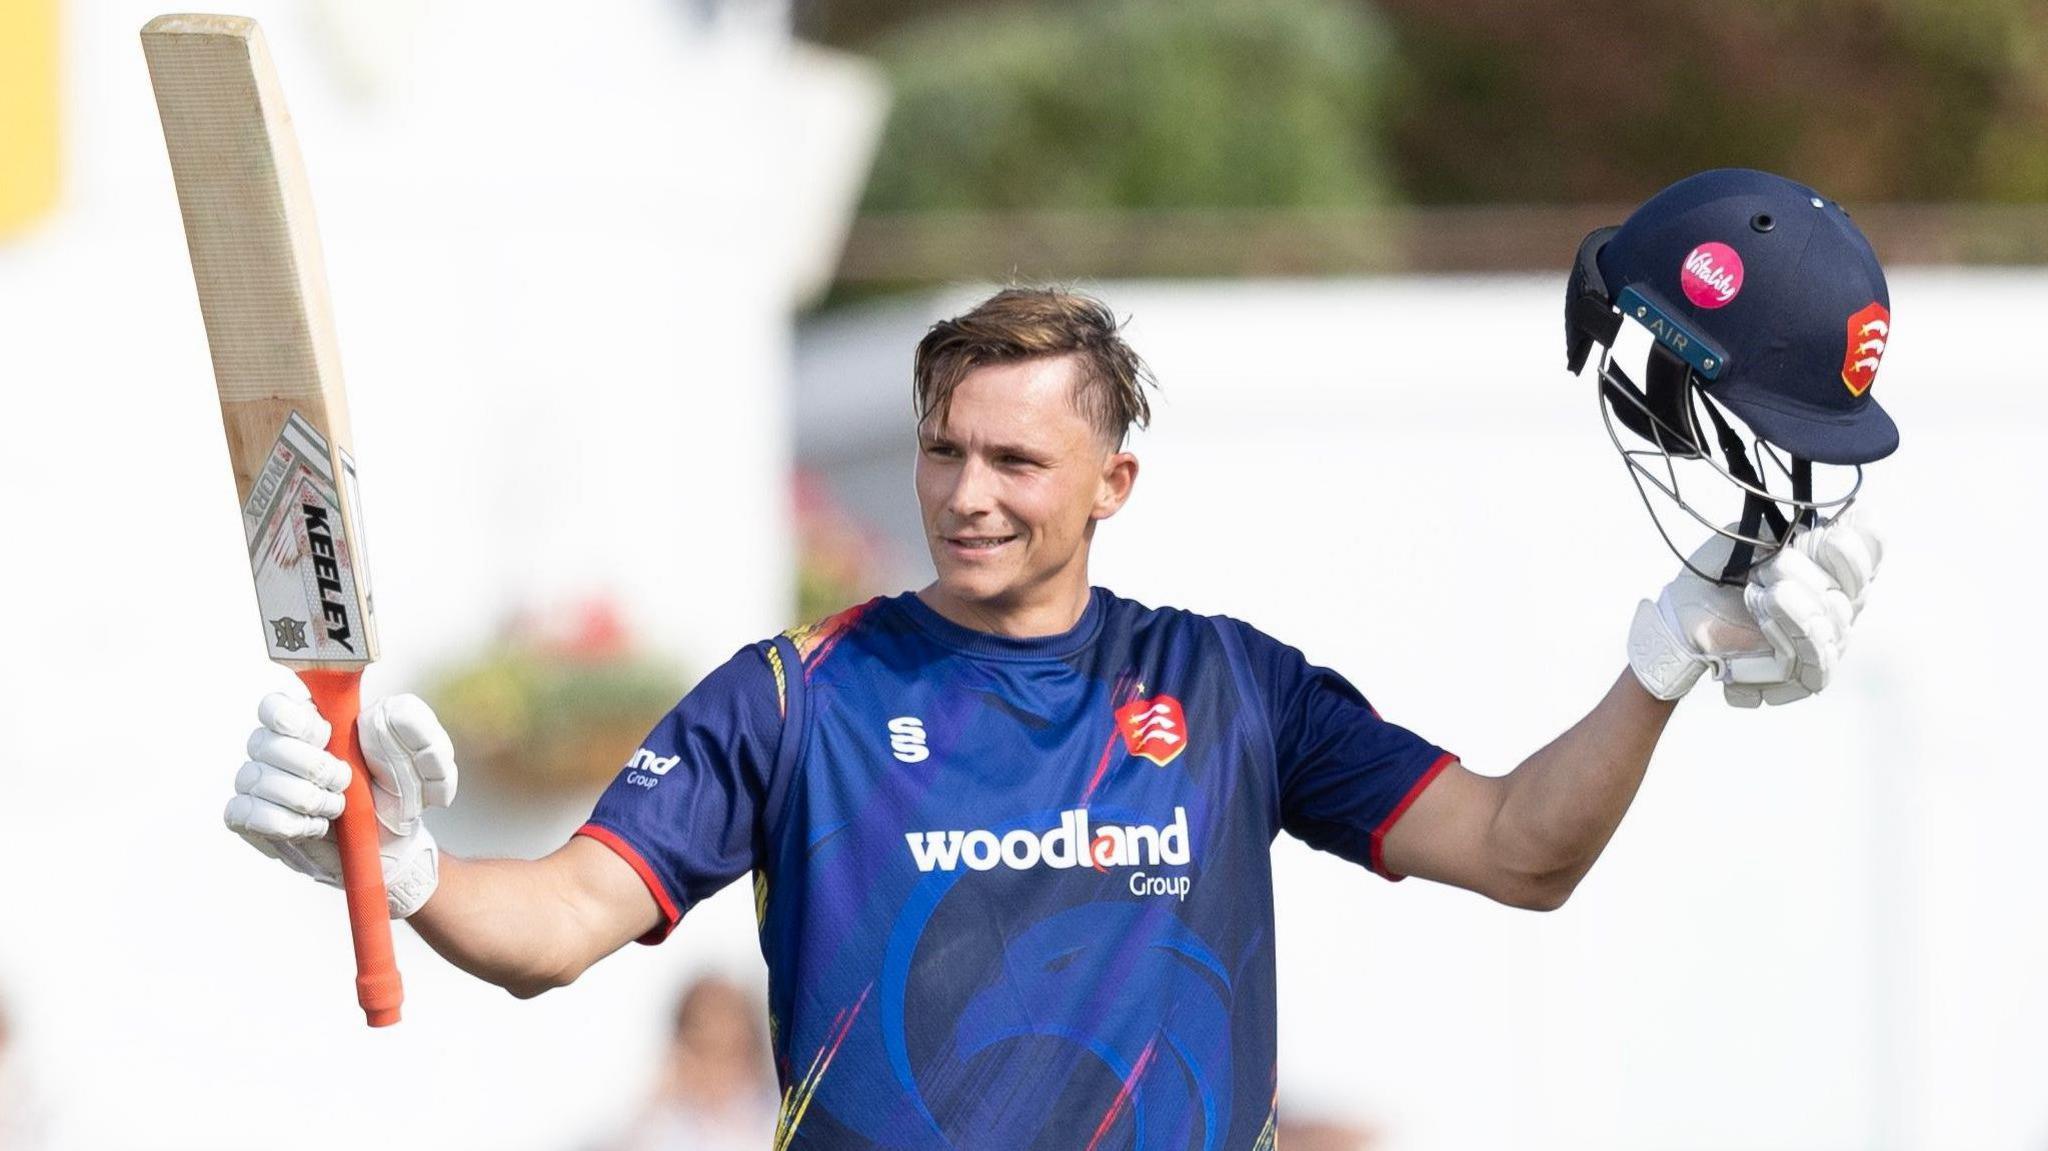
[
  {"left": 1368, "top": 752, "right": 1456, "bottom": 881},
  {"left": 574, "top": 822, "right": 683, "bottom": 945}
]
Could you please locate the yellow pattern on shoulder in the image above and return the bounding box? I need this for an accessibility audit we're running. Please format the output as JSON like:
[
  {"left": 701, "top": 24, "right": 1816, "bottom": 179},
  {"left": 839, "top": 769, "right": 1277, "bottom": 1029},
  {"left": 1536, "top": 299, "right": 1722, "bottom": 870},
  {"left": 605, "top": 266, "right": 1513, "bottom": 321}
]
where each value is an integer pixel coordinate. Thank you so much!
[
  {"left": 781, "top": 599, "right": 877, "bottom": 673},
  {"left": 765, "top": 642, "right": 787, "bottom": 719}
]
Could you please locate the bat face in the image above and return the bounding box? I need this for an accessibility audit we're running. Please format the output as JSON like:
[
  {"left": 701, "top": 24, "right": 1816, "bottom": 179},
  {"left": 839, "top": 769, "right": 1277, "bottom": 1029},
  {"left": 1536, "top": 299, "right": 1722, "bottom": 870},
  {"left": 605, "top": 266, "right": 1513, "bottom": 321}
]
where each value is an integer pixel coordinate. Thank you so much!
[
  {"left": 143, "top": 14, "right": 377, "bottom": 670},
  {"left": 238, "top": 409, "right": 375, "bottom": 665}
]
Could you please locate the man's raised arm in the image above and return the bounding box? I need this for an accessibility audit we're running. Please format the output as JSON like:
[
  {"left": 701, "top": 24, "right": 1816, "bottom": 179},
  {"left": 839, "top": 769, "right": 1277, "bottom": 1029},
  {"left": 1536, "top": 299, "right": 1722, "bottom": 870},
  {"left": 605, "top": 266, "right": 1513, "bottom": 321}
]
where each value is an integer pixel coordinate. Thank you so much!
[
  {"left": 1379, "top": 671, "right": 1673, "bottom": 910},
  {"left": 1381, "top": 514, "right": 1883, "bottom": 908}
]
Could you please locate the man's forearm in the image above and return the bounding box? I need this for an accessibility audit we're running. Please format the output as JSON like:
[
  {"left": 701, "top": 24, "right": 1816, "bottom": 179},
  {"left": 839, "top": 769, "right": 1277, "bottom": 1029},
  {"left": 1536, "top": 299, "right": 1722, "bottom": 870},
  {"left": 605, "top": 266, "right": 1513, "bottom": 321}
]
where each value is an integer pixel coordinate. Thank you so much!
[
  {"left": 406, "top": 843, "right": 644, "bottom": 998},
  {"left": 1489, "top": 668, "right": 1678, "bottom": 895}
]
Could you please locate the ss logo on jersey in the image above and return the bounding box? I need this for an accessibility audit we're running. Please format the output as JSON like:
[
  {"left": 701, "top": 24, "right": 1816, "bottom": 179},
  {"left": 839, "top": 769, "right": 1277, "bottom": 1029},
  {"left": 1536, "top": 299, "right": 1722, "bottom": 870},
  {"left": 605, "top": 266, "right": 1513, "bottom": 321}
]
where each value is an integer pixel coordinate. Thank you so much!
[{"left": 888, "top": 716, "right": 929, "bottom": 763}]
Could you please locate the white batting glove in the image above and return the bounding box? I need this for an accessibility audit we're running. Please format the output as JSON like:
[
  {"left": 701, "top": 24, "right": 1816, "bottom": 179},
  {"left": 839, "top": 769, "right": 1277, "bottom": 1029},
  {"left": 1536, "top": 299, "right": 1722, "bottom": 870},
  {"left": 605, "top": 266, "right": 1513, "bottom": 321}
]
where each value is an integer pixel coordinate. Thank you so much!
[
  {"left": 1627, "top": 508, "right": 1883, "bottom": 707},
  {"left": 224, "top": 693, "right": 459, "bottom": 918},
  {"left": 1732, "top": 507, "right": 1883, "bottom": 707}
]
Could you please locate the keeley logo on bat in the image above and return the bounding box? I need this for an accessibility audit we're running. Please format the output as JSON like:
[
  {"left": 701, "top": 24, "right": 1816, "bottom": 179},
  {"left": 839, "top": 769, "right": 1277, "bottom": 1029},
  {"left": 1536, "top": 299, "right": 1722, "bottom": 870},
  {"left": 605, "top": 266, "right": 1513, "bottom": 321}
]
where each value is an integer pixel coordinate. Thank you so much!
[
  {"left": 300, "top": 502, "right": 355, "bottom": 652},
  {"left": 905, "top": 808, "right": 1195, "bottom": 899}
]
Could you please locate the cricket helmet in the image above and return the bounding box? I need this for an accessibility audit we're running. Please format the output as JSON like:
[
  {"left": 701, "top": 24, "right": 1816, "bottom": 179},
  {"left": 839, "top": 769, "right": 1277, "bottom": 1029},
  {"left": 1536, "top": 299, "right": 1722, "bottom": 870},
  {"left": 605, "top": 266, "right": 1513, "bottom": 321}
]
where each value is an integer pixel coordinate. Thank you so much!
[{"left": 1565, "top": 168, "right": 1899, "bottom": 584}]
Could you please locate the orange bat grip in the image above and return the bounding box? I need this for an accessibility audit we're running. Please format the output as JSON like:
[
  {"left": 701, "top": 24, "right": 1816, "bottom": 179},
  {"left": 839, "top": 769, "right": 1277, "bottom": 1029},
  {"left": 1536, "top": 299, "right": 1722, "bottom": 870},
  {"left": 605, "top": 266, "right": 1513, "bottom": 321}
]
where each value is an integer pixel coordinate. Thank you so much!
[{"left": 297, "top": 668, "right": 404, "bottom": 1027}]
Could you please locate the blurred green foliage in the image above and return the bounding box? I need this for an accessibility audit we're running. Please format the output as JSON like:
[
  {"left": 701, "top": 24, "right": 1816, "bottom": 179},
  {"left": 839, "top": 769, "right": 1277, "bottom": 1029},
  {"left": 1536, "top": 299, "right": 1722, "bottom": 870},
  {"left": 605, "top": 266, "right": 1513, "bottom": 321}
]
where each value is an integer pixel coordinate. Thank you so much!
[
  {"left": 1373, "top": 0, "right": 2045, "bottom": 204},
  {"left": 814, "top": 0, "right": 2048, "bottom": 207},
  {"left": 858, "top": 0, "right": 1396, "bottom": 212},
  {"left": 426, "top": 603, "right": 688, "bottom": 794},
  {"left": 1879, "top": 0, "right": 2048, "bottom": 200}
]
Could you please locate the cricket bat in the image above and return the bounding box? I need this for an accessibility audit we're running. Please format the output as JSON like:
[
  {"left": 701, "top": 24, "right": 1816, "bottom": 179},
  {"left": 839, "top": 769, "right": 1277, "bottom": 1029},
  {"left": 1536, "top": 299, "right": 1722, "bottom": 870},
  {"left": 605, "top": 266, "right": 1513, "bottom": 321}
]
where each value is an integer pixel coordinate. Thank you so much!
[{"left": 142, "top": 13, "right": 402, "bottom": 1027}]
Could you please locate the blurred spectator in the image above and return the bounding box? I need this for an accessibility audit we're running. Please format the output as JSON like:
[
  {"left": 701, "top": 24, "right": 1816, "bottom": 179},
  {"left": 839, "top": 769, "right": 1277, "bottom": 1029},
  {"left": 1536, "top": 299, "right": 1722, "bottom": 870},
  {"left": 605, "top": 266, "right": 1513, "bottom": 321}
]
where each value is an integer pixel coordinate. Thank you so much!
[
  {"left": 0, "top": 996, "right": 46, "bottom": 1151},
  {"left": 1277, "top": 1112, "right": 1379, "bottom": 1151},
  {"left": 610, "top": 976, "right": 780, "bottom": 1151},
  {"left": 795, "top": 468, "right": 898, "bottom": 621}
]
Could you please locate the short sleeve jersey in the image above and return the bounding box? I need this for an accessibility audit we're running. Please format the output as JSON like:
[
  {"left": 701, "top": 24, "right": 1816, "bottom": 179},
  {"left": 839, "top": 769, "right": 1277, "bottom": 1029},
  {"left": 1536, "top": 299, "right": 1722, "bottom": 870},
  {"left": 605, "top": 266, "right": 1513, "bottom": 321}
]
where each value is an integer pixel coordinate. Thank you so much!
[{"left": 579, "top": 589, "right": 1453, "bottom": 1150}]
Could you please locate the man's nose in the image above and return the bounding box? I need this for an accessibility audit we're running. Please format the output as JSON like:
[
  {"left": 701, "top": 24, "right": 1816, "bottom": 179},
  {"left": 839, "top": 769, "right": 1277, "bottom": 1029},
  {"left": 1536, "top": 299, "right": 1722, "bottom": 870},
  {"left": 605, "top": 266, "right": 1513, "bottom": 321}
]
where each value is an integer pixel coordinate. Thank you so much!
[{"left": 947, "top": 455, "right": 997, "bottom": 517}]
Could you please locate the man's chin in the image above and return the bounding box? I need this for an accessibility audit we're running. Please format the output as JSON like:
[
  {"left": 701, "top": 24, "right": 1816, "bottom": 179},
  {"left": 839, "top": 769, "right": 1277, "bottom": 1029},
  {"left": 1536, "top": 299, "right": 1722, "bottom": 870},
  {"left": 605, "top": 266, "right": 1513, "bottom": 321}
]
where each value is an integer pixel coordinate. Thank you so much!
[
  {"left": 932, "top": 571, "right": 1014, "bottom": 607},
  {"left": 931, "top": 553, "right": 1039, "bottom": 602}
]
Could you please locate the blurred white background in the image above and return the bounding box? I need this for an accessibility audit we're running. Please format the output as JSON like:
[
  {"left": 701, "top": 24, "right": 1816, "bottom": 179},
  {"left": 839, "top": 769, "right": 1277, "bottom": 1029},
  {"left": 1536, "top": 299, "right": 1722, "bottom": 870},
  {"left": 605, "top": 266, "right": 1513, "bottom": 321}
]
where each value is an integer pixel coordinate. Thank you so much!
[{"left": 1, "top": 1, "right": 2042, "bottom": 1149}]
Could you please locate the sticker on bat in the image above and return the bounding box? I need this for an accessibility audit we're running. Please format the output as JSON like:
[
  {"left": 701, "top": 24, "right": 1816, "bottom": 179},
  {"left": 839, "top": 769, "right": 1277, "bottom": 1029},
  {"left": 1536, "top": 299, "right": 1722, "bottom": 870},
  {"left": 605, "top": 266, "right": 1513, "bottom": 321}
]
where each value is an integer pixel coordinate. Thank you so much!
[
  {"left": 244, "top": 413, "right": 372, "bottom": 665},
  {"left": 270, "top": 616, "right": 311, "bottom": 652}
]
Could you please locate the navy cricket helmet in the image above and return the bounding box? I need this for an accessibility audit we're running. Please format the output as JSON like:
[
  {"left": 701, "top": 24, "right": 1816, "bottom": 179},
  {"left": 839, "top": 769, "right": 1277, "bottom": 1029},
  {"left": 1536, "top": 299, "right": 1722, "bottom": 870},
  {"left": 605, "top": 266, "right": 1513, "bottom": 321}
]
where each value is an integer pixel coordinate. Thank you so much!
[{"left": 1564, "top": 168, "right": 1898, "bottom": 583}]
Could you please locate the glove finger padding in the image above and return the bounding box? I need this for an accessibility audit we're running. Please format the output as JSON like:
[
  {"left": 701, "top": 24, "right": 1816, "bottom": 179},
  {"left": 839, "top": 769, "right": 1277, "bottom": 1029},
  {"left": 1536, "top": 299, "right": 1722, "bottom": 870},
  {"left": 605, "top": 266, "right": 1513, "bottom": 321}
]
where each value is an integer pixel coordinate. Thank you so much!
[
  {"left": 224, "top": 789, "right": 330, "bottom": 841},
  {"left": 1752, "top": 578, "right": 1827, "bottom": 661},
  {"left": 382, "top": 694, "right": 458, "bottom": 806},
  {"left": 233, "top": 760, "right": 345, "bottom": 821},
  {"left": 224, "top": 791, "right": 344, "bottom": 888},
  {"left": 1795, "top": 509, "right": 1883, "bottom": 615},
  {"left": 1822, "top": 585, "right": 1855, "bottom": 655},
  {"left": 357, "top": 694, "right": 459, "bottom": 835},
  {"left": 1750, "top": 548, "right": 1845, "bottom": 657},
  {"left": 1747, "top": 581, "right": 1836, "bottom": 693},
  {"left": 1758, "top": 680, "right": 1816, "bottom": 707},
  {"left": 1726, "top": 679, "right": 1814, "bottom": 708},
  {"left": 1753, "top": 545, "right": 1835, "bottom": 600},
  {"left": 245, "top": 726, "right": 351, "bottom": 792},
  {"left": 256, "top": 691, "right": 331, "bottom": 746}
]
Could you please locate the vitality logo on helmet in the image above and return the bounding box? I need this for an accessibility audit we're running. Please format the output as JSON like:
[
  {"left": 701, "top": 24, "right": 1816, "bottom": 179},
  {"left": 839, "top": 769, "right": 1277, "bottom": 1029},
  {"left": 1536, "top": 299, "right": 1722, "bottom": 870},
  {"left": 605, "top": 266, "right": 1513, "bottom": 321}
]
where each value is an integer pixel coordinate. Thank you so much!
[{"left": 1680, "top": 241, "right": 1745, "bottom": 308}]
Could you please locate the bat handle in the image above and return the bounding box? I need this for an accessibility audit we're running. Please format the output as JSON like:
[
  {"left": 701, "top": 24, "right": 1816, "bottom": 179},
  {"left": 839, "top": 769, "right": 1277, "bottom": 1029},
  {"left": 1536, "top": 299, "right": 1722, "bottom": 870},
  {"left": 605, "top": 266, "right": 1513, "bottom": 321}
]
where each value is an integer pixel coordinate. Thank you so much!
[{"left": 297, "top": 668, "right": 405, "bottom": 1027}]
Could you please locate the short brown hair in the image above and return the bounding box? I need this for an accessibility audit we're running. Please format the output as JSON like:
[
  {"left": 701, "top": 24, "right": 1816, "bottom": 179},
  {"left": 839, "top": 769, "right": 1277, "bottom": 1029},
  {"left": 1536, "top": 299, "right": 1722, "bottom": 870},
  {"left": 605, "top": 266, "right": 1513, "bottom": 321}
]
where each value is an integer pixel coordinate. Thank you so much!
[{"left": 913, "top": 287, "right": 1155, "bottom": 447}]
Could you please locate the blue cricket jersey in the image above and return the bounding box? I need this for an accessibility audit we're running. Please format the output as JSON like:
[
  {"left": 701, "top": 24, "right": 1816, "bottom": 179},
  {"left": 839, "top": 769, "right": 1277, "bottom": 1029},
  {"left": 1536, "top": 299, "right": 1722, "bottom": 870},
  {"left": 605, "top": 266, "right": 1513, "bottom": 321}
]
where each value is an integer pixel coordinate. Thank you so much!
[{"left": 578, "top": 588, "right": 1452, "bottom": 1150}]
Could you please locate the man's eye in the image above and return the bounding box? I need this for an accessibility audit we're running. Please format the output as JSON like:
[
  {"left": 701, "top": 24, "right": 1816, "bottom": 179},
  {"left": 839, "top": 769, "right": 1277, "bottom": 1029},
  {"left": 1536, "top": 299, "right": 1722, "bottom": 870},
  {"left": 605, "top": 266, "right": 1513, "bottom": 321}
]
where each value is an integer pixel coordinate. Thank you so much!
[{"left": 924, "top": 444, "right": 958, "bottom": 458}]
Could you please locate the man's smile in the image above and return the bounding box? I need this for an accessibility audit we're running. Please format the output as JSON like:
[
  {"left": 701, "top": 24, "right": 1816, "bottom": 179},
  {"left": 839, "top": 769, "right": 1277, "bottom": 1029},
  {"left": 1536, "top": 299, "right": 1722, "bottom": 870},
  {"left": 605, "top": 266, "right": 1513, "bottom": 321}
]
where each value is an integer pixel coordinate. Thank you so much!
[{"left": 944, "top": 534, "right": 1018, "bottom": 557}]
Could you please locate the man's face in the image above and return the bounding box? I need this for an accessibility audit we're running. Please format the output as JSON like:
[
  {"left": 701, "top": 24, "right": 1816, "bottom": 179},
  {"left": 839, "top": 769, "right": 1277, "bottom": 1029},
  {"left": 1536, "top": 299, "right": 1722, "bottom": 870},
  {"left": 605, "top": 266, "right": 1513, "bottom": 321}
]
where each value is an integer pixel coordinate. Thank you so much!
[{"left": 915, "top": 355, "right": 1136, "bottom": 625}]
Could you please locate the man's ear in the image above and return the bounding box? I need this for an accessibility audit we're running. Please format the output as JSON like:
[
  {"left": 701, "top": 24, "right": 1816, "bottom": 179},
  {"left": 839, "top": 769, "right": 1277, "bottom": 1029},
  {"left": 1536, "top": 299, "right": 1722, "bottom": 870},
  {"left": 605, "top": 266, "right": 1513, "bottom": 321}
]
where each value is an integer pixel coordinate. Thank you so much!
[{"left": 1092, "top": 450, "right": 1139, "bottom": 520}]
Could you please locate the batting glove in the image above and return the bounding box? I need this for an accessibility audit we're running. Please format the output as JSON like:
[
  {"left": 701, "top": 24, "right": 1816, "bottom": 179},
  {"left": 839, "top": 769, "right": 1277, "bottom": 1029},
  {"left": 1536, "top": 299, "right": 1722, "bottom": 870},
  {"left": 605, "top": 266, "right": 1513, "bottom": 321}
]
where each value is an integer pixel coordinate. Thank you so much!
[
  {"left": 224, "top": 692, "right": 459, "bottom": 918},
  {"left": 1627, "top": 508, "right": 1883, "bottom": 707},
  {"left": 1733, "top": 506, "right": 1883, "bottom": 707}
]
